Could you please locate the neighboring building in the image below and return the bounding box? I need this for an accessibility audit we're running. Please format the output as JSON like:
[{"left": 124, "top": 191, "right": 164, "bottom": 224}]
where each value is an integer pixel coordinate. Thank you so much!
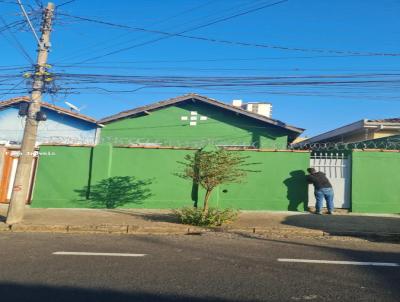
[
  {"left": 296, "top": 118, "right": 400, "bottom": 147},
  {"left": 0, "top": 96, "right": 101, "bottom": 146},
  {"left": 232, "top": 99, "right": 272, "bottom": 118},
  {"left": 0, "top": 96, "right": 101, "bottom": 204},
  {"left": 291, "top": 136, "right": 308, "bottom": 145},
  {"left": 99, "top": 93, "right": 303, "bottom": 149}
]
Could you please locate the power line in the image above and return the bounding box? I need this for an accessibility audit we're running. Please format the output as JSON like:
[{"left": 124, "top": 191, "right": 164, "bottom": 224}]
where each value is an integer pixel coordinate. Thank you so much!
[
  {"left": 0, "top": 78, "right": 26, "bottom": 99},
  {"left": 53, "top": 64, "right": 400, "bottom": 72},
  {"left": 33, "top": 0, "right": 44, "bottom": 8},
  {"left": 0, "top": 17, "right": 34, "bottom": 64},
  {"left": 177, "top": 0, "right": 289, "bottom": 34},
  {"left": 57, "top": 12, "right": 400, "bottom": 65},
  {"left": 0, "top": 19, "right": 27, "bottom": 34},
  {"left": 57, "top": 0, "right": 292, "bottom": 63},
  {"left": 53, "top": 72, "right": 400, "bottom": 80},
  {"left": 56, "top": 0, "right": 75, "bottom": 8},
  {"left": 51, "top": 72, "right": 400, "bottom": 91},
  {"left": 54, "top": 0, "right": 259, "bottom": 63},
  {"left": 54, "top": 55, "right": 370, "bottom": 65},
  {"left": 53, "top": 0, "right": 216, "bottom": 63},
  {"left": 0, "top": 0, "right": 18, "bottom": 5}
]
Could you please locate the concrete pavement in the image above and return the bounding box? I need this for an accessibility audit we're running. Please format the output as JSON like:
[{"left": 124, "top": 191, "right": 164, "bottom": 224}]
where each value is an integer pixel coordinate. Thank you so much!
[{"left": 0, "top": 205, "right": 399, "bottom": 240}]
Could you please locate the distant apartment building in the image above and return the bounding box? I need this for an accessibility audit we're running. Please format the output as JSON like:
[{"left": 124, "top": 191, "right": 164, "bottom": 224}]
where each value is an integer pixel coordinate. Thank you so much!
[{"left": 232, "top": 99, "right": 272, "bottom": 118}]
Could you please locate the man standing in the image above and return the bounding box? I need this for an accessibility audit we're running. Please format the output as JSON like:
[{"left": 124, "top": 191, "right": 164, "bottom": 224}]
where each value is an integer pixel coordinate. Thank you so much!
[{"left": 306, "top": 168, "right": 334, "bottom": 214}]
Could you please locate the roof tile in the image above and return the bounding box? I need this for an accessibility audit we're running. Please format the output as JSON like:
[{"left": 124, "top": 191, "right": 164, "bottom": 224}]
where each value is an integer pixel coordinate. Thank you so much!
[{"left": 0, "top": 96, "right": 98, "bottom": 124}]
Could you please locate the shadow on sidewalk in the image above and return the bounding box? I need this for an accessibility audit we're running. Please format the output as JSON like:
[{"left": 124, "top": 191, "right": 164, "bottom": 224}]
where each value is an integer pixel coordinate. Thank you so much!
[{"left": 281, "top": 214, "right": 400, "bottom": 241}]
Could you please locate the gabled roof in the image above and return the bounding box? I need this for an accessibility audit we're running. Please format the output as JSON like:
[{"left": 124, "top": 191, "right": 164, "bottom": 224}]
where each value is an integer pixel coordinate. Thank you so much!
[
  {"left": 98, "top": 93, "right": 304, "bottom": 135},
  {"left": 0, "top": 96, "right": 99, "bottom": 124}
]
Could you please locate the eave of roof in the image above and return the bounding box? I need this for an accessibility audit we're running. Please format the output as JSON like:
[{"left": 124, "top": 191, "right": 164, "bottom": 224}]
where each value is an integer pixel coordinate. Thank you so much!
[
  {"left": 296, "top": 118, "right": 400, "bottom": 146},
  {"left": 98, "top": 93, "right": 304, "bottom": 134},
  {"left": 297, "top": 120, "right": 365, "bottom": 145},
  {"left": 0, "top": 96, "right": 100, "bottom": 125},
  {"left": 367, "top": 118, "right": 400, "bottom": 123}
]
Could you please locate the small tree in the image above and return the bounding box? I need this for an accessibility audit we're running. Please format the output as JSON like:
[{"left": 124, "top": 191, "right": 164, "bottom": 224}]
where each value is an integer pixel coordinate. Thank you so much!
[{"left": 179, "top": 147, "right": 254, "bottom": 213}]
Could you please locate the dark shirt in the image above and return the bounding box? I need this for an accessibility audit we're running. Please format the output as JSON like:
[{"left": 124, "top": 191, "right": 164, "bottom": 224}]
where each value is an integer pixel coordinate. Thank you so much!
[{"left": 307, "top": 172, "right": 332, "bottom": 190}]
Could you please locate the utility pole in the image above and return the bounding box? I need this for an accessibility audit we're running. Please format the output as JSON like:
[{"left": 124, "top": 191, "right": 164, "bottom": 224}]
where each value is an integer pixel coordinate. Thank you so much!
[{"left": 6, "top": 2, "right": 55, "bottom": 224}]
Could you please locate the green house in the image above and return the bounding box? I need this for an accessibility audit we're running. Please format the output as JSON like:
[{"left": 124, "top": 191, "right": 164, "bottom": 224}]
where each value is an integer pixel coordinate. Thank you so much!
[{"left": 98, "top": 93, "right": 304, "bottom": 149}]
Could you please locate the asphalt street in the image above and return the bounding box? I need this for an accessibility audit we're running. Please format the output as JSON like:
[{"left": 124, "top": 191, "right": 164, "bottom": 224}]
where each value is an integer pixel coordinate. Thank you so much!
[{"left": 0, "top": 232, "right": 399, "bottom": 302}]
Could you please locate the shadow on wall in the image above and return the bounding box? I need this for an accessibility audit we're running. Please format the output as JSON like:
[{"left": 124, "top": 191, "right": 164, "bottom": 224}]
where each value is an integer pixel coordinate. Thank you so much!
[
  {"left": 283, "top": 170, "right": 308, "bottom": 211},
  {"left": 75, "top": 176, "right": 153, "bottom": 209},
  {"left": 0, "top": 282, "right": 246, "bottom": 302}
]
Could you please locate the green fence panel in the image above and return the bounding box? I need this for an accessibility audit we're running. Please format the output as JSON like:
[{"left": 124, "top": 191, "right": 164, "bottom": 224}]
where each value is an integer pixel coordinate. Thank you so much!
[
  {"left": 108, "top": 147, "right": 196, "bottom": 209},
  {"left": 352, "top": 151, "right": 400, "bottom": 213},
  {"left": 218, "top": 151, "right": 309, "bottom": 211},
  {"left": 31, "top": 146, "right": 92, "bottom": 208}
]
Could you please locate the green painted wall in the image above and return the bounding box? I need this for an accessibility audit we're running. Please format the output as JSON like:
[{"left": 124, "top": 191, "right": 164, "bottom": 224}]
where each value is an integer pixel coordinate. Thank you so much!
[
  {"left": 31, "top": 145, "right": 309, "bottom": 211},
  {"left": 31, "top": 146, "right": 400, "bottom": 214},
  {"left": 351, "top": 151, "right": 400, "bottom": 213},
  {"left": 31, "top": 146, "right": 92, "bottom": 208},
  {"left": 110, "top": 148, "right": 197, "bottom": 208},
  {"left": 101, "top": 102, "right": 289, "bottom": 149},
  {"left": 218, "top": 152, "right": 309, "bottom": 210}
]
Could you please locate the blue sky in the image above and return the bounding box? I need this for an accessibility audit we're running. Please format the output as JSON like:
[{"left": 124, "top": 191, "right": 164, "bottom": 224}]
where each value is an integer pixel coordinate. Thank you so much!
[{"left": 1, "top": 0, "right": 399, "bottom": 137}]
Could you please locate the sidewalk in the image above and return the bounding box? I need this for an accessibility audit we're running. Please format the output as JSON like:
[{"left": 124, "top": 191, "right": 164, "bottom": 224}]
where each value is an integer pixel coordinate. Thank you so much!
[{"left": 1, "top": 206, "right": 399, "bottom": 241}]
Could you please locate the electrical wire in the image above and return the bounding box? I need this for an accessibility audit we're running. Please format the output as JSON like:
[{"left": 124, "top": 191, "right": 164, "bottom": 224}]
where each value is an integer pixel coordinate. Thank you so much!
[
  {"left": 50, "top": 72, "right": 400, "bottom": 95},
  {"left": 52, "top": 64, "right": 400, "bottom": 72},
  {"left": 0, "top": 16, "right": 35, "bottom": 64},
  {"left": 0, "top": 19, "right": 28, "bottom": 34},
  {"left": 57, "top": 12, "right": 400, "bottom": 66},
  {"left": 57, "top": 0, "right": 292, "bottom": 63},
  {"left": 0, "top": 78, "right": 26, "bottom": 99},
  {"left": 54, "top": 0, "right": 219, "bottom": 63},
  {"left": 56, "top": 0, "right": 75, "bottom": 8},
  {"left": 54, "top": 55, "right": 371, "bottom": 66}
]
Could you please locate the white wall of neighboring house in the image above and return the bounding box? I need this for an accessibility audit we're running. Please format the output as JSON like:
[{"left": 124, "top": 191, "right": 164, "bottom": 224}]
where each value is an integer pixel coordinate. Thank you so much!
[{"left": 0, "top": 106, "right": 98, "bottom": 145}]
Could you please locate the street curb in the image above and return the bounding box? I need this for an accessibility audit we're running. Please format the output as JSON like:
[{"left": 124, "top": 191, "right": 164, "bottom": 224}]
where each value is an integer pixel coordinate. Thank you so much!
[
  {"left": 324, "top": 231, "right": 400, "bottom": 241},
  {"left": 2, "top": 223, "right": 203, "bottom": 235},
  {"left": 11, "top": 224, "right": 68, "bottom": 233},
  {"left": 1, "top": 222, "right": 399, "bottom": 241},
  {"left": 227, "top": 227, "right": 324, "bottom": 236}
]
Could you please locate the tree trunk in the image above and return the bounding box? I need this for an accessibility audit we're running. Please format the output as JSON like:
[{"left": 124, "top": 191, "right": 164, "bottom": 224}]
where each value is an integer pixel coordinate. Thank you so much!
[{"left": 203, "top": 189, "right": 212, "bottom": 214}]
